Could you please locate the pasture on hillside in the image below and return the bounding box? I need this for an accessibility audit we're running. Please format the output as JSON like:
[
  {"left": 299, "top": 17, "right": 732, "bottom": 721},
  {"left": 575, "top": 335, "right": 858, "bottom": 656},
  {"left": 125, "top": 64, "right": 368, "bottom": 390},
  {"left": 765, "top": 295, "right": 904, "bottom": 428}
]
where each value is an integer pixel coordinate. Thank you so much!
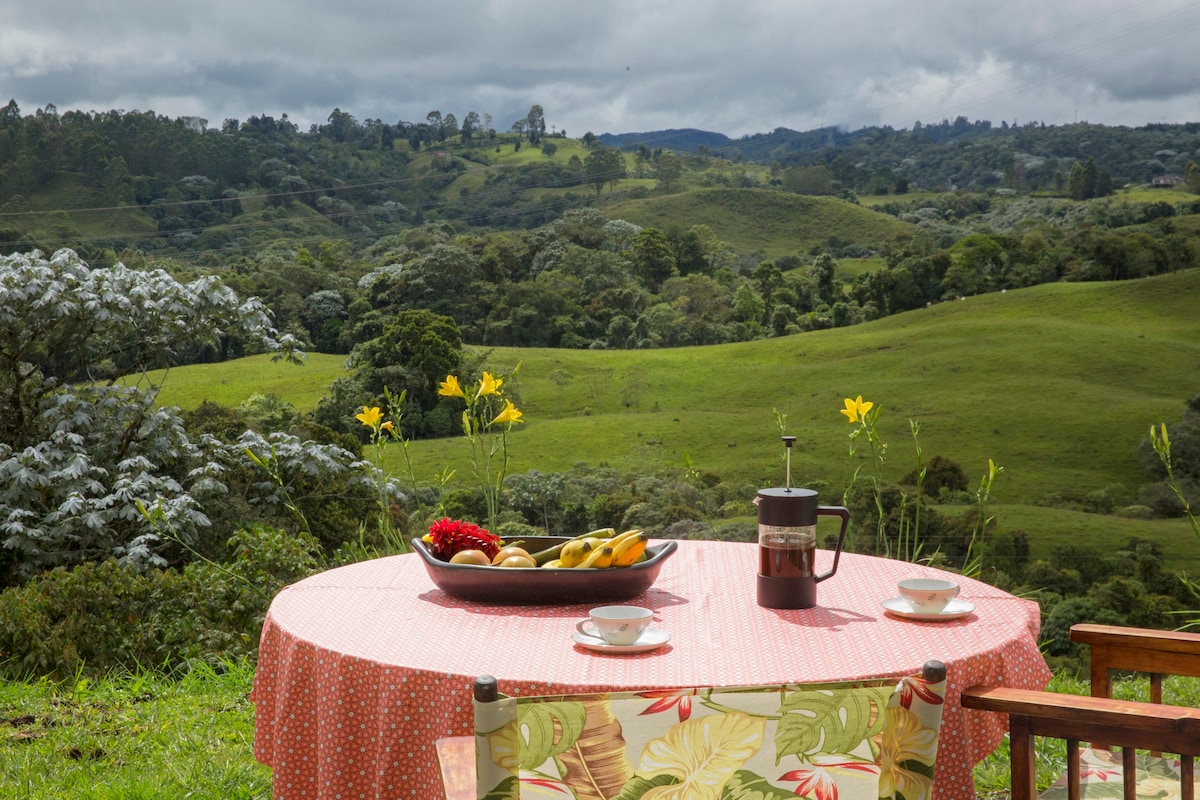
[
  {"left": 149, "top": 269, "right": 1200, "bottom": 570},
  {"left": 609, "top": 187, "right": 912, "bottom": 258}
]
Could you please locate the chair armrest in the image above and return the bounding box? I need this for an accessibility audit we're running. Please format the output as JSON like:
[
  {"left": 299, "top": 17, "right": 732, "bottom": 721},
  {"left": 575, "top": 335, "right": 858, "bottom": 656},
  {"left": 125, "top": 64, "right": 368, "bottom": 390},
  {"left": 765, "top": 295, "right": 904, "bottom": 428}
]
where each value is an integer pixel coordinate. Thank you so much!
[{"left": 962, "top": 685, "right": 1200, "bottom": 755}]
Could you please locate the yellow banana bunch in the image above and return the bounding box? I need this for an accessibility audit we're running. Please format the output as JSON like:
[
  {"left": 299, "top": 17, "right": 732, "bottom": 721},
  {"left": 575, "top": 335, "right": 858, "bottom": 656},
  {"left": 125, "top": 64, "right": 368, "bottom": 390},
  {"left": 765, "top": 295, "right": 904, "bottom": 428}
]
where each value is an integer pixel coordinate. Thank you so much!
[
  {"left": 578, "top": 544, "right": 615, "bottom": 568},
  {"left": 610, "top": 531, "right": 649, "bottom": 567},
  {"left": 558, "top": 537, "right": 594, "bottom": 568},
  {"left": 570, "top": 529, "right": 648, "bottom": 569}
]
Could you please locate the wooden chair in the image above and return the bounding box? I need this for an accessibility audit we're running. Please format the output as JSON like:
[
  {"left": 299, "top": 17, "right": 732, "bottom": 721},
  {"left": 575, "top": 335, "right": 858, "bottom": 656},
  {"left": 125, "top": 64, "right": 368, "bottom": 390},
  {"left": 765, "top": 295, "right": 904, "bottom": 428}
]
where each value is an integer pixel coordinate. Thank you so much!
[
  {"left": 438, "top": 660, "right": 946, "bottom": 800},
  {"left": 962, "top": 623, "right": 1200, "bottom": 800}
]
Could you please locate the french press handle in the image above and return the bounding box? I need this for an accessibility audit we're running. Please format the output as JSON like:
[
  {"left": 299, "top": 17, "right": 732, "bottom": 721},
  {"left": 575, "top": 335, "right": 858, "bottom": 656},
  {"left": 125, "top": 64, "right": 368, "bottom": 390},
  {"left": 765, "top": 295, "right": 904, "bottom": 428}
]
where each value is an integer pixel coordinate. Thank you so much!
[{"left": 813, "top": 505, "right": 850, "bottom": 584}]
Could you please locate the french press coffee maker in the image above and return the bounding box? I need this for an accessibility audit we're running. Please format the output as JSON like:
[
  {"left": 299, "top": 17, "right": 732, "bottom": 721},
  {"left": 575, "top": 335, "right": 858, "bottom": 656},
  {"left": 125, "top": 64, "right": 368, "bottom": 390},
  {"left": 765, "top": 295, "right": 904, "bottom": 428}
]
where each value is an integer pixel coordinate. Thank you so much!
[{"left": 756, "top": 436, "right": 850, "bottom": 609}]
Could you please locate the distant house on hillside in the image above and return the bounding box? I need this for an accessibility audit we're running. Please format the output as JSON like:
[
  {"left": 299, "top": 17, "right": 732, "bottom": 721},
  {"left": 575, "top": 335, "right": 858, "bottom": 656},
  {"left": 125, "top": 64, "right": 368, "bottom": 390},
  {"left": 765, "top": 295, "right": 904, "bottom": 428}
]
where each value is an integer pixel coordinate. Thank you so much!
[{"left": 1151, "top": 174, "right": 1185, "bottom": 187}]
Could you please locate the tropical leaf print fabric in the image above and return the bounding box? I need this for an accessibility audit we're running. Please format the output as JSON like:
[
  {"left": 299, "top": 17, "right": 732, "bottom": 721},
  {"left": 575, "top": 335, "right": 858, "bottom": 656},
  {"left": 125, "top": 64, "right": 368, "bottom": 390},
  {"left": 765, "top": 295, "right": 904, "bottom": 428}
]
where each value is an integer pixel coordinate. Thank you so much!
[
  {"left": 1040, "top": 747, "right": 1199, "bottom": 800},
  {"left": 474, "top": 671, "right": 946, "bottom": 800}
]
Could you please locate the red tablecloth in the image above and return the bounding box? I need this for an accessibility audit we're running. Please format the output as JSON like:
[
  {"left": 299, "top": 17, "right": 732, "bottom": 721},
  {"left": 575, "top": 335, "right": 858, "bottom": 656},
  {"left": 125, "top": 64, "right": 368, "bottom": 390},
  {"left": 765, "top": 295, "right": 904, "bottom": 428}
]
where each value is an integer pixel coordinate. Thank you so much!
[{"left": 252, "top": 541, "right": 1050, "bottom": 799}]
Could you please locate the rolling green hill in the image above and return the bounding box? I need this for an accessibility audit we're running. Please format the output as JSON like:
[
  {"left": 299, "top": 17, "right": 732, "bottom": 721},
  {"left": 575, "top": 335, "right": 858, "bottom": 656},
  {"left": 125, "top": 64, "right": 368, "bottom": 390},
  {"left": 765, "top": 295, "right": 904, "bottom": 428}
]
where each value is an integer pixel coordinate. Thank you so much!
[
  {"left": 151, "top": 269, "right": 1200, "bottom": 568},
  {"left": 607, "top": 188, "right": 912, "bottom": 257}
]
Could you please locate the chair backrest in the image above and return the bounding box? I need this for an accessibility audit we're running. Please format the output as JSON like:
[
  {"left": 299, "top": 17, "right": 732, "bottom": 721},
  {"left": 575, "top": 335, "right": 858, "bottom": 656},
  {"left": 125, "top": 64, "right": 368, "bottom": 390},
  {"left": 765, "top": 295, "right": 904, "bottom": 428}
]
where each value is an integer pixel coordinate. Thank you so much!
[
  {"left": 1072, "top": 623, "right": 1200, "bottom": 705},
  {"left": 472, "top": 660, "right": 946, "bottom": 800}
]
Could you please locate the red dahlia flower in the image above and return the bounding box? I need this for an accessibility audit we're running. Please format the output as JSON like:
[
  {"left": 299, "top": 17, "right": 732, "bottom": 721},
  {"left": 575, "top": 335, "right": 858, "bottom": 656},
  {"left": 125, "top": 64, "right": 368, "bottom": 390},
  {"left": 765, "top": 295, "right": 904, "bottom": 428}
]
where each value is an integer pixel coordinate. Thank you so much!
[{"left": 425, "top": 518, "right": 501, "bottom": 561}]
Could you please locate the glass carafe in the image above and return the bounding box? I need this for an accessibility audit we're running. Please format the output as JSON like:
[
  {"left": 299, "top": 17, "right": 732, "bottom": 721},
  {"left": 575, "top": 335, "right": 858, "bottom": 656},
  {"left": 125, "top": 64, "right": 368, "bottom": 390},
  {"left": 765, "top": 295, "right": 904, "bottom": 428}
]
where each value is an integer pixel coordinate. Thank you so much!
[{"left": 755, "top": 487, "right": 849, "bottom": 609}]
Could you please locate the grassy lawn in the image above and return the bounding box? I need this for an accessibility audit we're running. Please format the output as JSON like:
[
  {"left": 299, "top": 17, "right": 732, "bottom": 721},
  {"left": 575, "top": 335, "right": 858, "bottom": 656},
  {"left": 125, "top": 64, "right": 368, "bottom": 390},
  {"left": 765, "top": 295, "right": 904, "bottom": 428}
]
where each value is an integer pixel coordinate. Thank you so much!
[{"left": 0, "top": 661, "right": 270, "bottom": 800}]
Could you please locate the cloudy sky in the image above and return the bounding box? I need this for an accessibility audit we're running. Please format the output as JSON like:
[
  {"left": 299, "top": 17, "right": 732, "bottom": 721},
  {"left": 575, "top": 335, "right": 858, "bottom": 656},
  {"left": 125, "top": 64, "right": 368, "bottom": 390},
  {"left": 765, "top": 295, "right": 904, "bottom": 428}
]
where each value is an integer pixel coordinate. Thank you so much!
[{"left": 3, "top": 0, "right": 1200, "bottom": 138}]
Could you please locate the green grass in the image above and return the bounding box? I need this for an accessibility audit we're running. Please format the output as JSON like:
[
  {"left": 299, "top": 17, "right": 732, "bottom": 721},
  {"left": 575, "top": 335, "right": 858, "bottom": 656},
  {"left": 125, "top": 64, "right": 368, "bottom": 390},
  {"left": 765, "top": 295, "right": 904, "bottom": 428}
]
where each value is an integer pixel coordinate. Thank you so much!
[
  {"left": 16, "top": 174, "right": 158, "bottom": 246},
  {"left": 857, "top": 190, "right": 944, "bottom": 207},
  {"left": 149, "top": 269, "right": 1200, "bottom": 570},
  {"left": 136, "top": 352, "right": 348, "bottom": 410},
  {"left": 397, "top": 269, "right": 1200, "bottom": 502},
  {"left": 0, "top": 661, "right": 270, "bottom": 799},
  {"left": 607, "top": 187, "right": 912, "bottom": 258},
  {"left": 996, "top": 504, "right": 1200, "bottom": 572},
  {"left": 1113, "top": 186, "right": 1196, "bottom": 205}
]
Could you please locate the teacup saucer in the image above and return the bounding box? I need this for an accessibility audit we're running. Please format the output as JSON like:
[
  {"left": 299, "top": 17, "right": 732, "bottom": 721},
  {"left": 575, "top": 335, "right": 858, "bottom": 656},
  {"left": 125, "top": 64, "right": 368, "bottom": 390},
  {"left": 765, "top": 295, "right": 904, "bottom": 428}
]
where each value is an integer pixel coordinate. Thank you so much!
[
  {"left": 882, "top": 597, "right": 975, "bottom": 621},
  {"left": 572, "top": 626, "right": 671, "bottom": 654}
]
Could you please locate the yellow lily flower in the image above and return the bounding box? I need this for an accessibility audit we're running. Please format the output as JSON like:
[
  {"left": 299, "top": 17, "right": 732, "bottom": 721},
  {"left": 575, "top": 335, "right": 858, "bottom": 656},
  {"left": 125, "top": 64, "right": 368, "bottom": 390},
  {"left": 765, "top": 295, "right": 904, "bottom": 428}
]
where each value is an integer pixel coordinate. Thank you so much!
[
  {"left": 438, "top": 375, "right": 465, "bottom": 398},
  {"left": 381, "top": 420, "right": 395, "bottom": 433},
  {"left": 490, "top": 399, "right": 523, "bottom": 426},
  {"left": 355, "top": 406, "right": 383, "bottom": 428},
  {"left": 840, "top": 395, "right": 874, "bottom": 424},
  {"left": 478, "top": 371, "right": 502, "bottom": 397}
]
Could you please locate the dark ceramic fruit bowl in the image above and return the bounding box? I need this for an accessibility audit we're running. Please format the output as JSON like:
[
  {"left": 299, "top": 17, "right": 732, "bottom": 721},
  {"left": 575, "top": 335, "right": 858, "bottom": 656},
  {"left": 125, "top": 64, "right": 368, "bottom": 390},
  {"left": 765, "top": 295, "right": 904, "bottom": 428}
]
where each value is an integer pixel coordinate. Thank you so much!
[{"left": 411, "top": 535, "right": 678, "bottom": 605}]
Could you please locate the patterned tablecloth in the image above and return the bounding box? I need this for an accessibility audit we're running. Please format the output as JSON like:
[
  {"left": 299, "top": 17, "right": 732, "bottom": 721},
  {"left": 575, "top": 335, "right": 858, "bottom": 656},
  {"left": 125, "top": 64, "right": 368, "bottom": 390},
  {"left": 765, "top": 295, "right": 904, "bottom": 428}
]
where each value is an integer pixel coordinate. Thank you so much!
[{"left": 251, "top": 541, "right": 1051, "bottom": 800}]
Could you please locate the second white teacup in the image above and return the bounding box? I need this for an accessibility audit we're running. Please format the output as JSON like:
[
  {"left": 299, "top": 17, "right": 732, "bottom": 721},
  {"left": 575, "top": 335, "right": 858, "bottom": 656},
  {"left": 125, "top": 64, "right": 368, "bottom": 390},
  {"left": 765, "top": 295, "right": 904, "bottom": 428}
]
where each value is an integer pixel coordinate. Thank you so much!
[
  {"left": 576, "top": 605, "right": 653, "bottom": 646},
  {"left": 898, "top": 578, "right": 960, "bottom": 614}
]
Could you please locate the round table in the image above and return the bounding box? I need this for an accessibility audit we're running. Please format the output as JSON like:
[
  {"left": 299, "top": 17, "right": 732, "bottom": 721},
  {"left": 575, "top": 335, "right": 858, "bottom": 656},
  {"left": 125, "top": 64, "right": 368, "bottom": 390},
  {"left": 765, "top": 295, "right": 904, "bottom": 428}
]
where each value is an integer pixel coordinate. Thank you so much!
[{"left": 251, "top": 540, "right": 1050, "bottom": 800}]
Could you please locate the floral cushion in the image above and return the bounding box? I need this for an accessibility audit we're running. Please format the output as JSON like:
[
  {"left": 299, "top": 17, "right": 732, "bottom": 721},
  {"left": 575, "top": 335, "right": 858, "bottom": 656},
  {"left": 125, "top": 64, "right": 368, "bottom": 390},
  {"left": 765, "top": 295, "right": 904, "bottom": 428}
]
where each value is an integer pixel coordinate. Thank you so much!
[
  {"left": 473, "top": 671, "right": 946, "bottom": 800},
  {"left": 1039, "top": 747, "right": 1198, "bottom": 800}
]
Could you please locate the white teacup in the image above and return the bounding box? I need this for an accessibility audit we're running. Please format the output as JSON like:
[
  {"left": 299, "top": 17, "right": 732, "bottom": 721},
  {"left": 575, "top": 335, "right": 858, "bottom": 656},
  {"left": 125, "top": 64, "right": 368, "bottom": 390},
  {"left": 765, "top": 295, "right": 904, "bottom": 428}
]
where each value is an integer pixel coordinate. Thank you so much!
[
  {"left": 898, "top": 578, "right": 960, "bottom": 615},
  {"left": 576, "top": 605, "right": 653, "bottom": 646}
]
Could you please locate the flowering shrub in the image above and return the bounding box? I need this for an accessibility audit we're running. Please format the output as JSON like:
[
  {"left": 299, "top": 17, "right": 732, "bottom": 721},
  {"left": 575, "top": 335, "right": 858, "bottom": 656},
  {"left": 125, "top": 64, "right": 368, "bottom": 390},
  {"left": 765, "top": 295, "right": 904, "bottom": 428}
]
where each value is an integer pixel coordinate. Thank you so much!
[
  {"left": 840, "top": 394, "right": 1001, "bottom": 571},
  {"left": 354, "top": 393, "right": 414, "bottom": 553},
  {"left": 438, "top": 369, "right": 524, "bottom": 531}
]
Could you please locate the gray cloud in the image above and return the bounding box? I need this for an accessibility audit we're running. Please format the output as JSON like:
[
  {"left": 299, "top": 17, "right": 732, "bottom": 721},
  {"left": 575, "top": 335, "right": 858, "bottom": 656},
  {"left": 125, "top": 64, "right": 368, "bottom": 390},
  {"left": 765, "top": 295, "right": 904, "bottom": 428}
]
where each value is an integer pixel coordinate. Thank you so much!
[{"left": 3, "top": 0, "right": 1199, "bottom": 136}]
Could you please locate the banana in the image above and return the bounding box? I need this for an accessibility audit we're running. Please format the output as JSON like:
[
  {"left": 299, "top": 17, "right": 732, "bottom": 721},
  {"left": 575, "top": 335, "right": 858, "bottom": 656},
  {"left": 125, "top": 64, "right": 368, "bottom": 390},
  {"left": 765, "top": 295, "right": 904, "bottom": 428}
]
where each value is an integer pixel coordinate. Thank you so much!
[
  {"left": 541, "top": 558, "right": 565, "bottom": 568},
  {"left": 586, "top": 527, "right": 616, "bottom": 539},
  {"left": 558, "top": 538, "right": 594, "bottom": 568},
  {"left": 578, "top": 544, "right": 615, "bottom": 569},
  {"left": 610, "top": 532, "right": 649, "bottom": 567},
  {"left": 604, "top": 528, "right": 644, "bottom": 549},
  {"left": 581, "top": 536, "right": 608, "bottom": 554}
]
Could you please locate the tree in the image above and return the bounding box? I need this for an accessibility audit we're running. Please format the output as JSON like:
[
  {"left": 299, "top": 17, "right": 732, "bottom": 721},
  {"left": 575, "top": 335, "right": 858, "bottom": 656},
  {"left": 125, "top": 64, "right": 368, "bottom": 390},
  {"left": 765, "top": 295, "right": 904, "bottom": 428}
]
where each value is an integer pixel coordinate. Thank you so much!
[
  {"left": 731, "top": 282, "right": 765, "bottom": 324},
  {"left": 1067, "top": 162, "right": 1084, "bottom": 200},
  {"left": 0, "top": 249, "right": 305, "bottom": 575},
  {"left": 525, "top": 105, "right": 545, "bottom": 144},
  {"left": 782, "top": 165, "right": 834, "bottom": 195},
  {"left": 655, "top": 152, "right": 683, "bottom": 191},
  {"left": 1081, "top": 157, "right": 1099, "bottom": 199},
  {"left": 752, "top": 261, "right": 783, "bottom": 324},
  {"left": 351, "top": 308, "right": 463, "bottom": 408},
  {"left": 629, "top": 228, "right": 678, "bottom": 292},
  {"left": 461, "top": 111, "right": 480, "bottom": 146},
  {"left": 1187, "top": 161, "right": 1200, "bottom": 194},
  {"left": 943, "top": 233, "right": 1006, "bottom": 296},
  {"left": 1001, "top": 155, "right": 1023, "bottom": 191},
  {"left": 304, "top": 289, "right": 347, "bottom": 352},
  {"left": 584, "top": 145, "right": 625, "bottom": 194}
]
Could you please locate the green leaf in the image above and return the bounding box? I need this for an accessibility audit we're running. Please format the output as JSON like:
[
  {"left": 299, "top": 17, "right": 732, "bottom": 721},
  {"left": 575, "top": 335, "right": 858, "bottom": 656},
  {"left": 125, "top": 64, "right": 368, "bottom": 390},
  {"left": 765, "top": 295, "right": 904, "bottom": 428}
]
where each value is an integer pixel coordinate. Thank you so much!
[
  {"left": 610, "top": 773, "right": 678, "bottom": 800},
  {"left": 896, "top": 758, "right": 935, "bottom": 779},
  {"left": 776, "top": 684, "right": 890, "bottom": 758},
  {"left": 719, "top": 769, "right": 796, "bottom": 800},
  {"left": 516, "top": 700, "right": 587, "bottom": 769},
  {"left": 481, "top": 775, "right": 521, "bottom": 800}
]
